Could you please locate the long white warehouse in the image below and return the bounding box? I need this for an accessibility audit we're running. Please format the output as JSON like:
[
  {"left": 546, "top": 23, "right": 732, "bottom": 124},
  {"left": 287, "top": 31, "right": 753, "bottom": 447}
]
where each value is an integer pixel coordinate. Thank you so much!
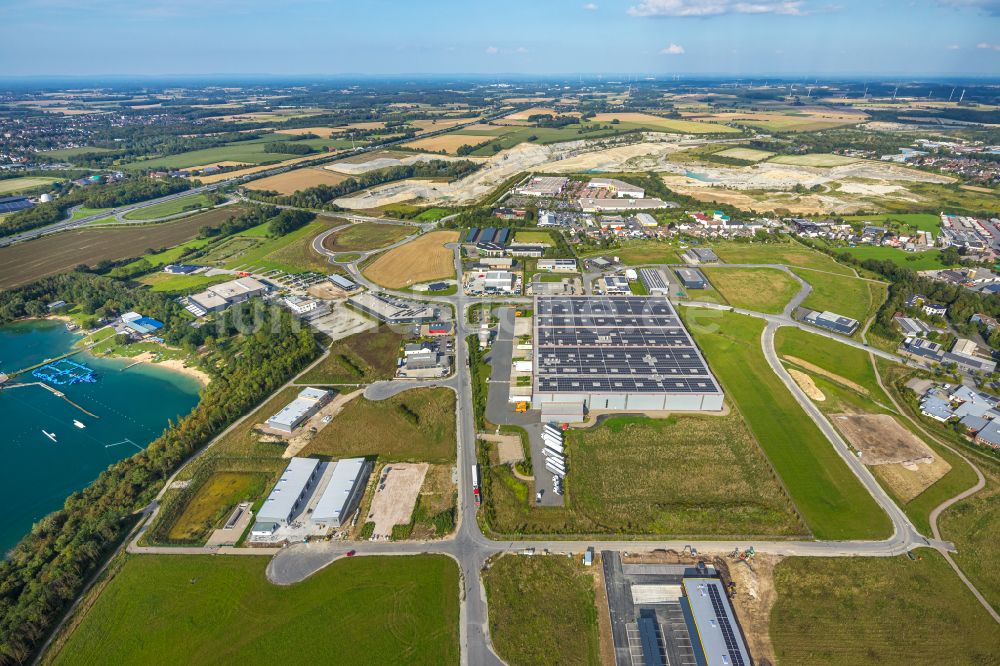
[{"left": 312, "top": 457, "right": 372, "bottom": 528}]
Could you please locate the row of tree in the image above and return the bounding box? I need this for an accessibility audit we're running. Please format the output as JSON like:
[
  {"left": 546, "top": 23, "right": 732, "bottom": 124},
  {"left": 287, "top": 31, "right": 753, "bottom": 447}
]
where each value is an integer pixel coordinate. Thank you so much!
[{"left": 0, "top": 274, "right": 320, "bottom": 663}]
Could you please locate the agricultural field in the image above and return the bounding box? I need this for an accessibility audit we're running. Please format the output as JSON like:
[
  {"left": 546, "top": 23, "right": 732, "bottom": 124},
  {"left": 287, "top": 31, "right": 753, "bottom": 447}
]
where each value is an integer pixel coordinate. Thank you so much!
[
  {"left": 165, "top": 472, "right": 267, "bottom": 542},
  {"left": 402, "top": 133, "right": 496, "bottom": 154},
  {"left": 49, "top": 555, "right": 460, "bottom": 666},
  {"left": 792, "top": 268, "right": 883, "bottom": 324},
  {"left": 0, "top": 206, "right": 247, "bottom": 289},
  {"left": 769, "top": 153, "right": 861, "bottom": 168},
  {"left": 710, "top": 240, "right": 855, "bottom": 275},
  {"left": 698, "top": 110, "right": 865, "bottom": 132},
  {"left": 321, "top": 222, "right": 414, "bottom": 252},
  {"left": 683, "top": 309, "right": 891, "bottom": 539},
  {"left": 301, "top": 388, "right": 456, "bottom": 463},
  {"left": 770, "top": 553, "right": 1000, "bottom": 665},
  {"left": 244, "top": 167, "right": 349, "bottom": 194},
  {"left": 701, "top": 267, "right": 800, "bottom": 314},
  {"left": 121, "top": 133, "right": 342, "bottom": 172},
  {"left": 714, "top": 147, "right": 774, "bottom": 162},
  {"left": 38, "top": 146, "right": 113, "bottom": 159},
  {"left": 296, "top": 327, "right": 404, "bottom": 385},
  {"left": 483, "top": 555, "right": 601, "bottom": 666},
  {"left": 363, "top": 230, "right": 459, "bottom": 288},
  {"left": 586, "top": 112, "right": 738, "bottom": 134},
  {"left": 0, "top": 176, "right": 60, "bottom": 194},
  {"left": 122, "top": 193, "right": 217, "bottom": 220},
  {"left": 482, "top": 413, "right": 804, "bottom": 537}
]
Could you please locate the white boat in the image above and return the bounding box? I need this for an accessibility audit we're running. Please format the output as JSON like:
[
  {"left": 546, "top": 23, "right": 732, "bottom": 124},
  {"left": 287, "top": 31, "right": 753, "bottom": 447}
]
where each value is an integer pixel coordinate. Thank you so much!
[
  {"left": 73, "top": 420, "right": 86, "bottom": 429},
  {"left": 42, "top": 430, "right": 57, "bottom": 442}
]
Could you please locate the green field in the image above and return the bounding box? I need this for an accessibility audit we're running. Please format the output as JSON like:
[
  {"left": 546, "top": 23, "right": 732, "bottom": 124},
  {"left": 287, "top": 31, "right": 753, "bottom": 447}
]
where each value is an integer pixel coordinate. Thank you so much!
[
  {"left": 581, "top": 240, "right": 682, "bottom": 266},
  {"left": 166, "top": 472, "right": 267, "bottom": 542},
  {"left": 297, "top": 327, "right": 403, "bottom": 384},
  {"left": 121, "top": 134, "right": 339, "bottom": 172},
  {"left": 322, "top": 222, "right": 414, "bottom": 252},
  {"left": 711, "top": 240, "right": 855, "bottom": 275},
  {"left": 0, "top": 176, "right": 60, "bottom": 194},
  {"left": 829, "top": 244, "right": 956, "bottom": 271},
  {"left": 792, "top": 268, "right": 882, "bottom": 324},
  {"left": 842, "top": 213, "right": 941, "bottom": 233},
  {"left": 302, "top": 388, "right": 456, "bottom": 463},
  {"left": 483, "top": 555, "right": 601, "bottom": 666},
  {"left": 67, "top": 206, "right": 112, "bottom": 221},
  {"left": 774, "top": 327, "right": 889, "bottom": 402},
  {"left": 41, "top": 146, "right": 113, "bottom": 159},
  {"left": 512, "top": 230, "right": 553, "bottom": 244},
  {"left": 701, "top": 267, "right": 800, "bottom": 314},
  {"left": 770, "top": 553, "right": 1000, "bottom": 665},
  {"left": 50, "top": 555, "right": 460, "bottom": 666},
  {"left": 196, "top": 219, "right": 333, "bottom": 273},
  {"left": 482, "top": 413, "right": 805, "bottom": 537},
  {"left": 714, "top": 147, "right": 774, "bottom": 162},
  {"left": 136, "top": 272, "right": 232, "bottom": 294},
  {"left": 768, "top": 153, "right": 860, "bottom": 167},
  {"left": 684, "top": 309, "right": 891, "bottom": 539},
  {"left": 123, "top": 193, "right": 216, "bottom": 220}
]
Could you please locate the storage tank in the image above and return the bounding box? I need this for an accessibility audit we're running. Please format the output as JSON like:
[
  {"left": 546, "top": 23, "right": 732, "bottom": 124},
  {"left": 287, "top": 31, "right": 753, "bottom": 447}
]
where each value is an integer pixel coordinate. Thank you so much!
[{"left": 39, "top": 193, "right": 52, "bottom": 203}]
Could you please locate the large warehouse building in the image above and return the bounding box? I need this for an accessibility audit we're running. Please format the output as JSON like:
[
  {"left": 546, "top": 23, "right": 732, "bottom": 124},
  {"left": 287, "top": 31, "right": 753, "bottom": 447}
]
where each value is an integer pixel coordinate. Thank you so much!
[
  {"left": 254, "top": 457, "right": 321, "bottom": 529},
  {"left": 532, "top": 295, "right": 724, "bottom": 412},
  {"left": 312, "top": 457, "right": 372, "bottom": 528}
]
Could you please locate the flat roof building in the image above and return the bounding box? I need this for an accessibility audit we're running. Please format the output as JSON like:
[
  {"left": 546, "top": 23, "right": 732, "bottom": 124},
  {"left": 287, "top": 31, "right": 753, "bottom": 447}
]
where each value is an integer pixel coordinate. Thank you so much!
[
  {"left": 579, "top": 197, "right": 671, "bottom": 213},
  {"left": 675, "top": 268, "right": 708, "bottom": 290},
  {"left": 187, "top": 277, "right": 267, "bottom": 316},
  {"left": 683, "top": 248, "right": 720, "bottom": 264},
  {"left": 587, "top": 177, "right": 645, "bottom": 198},
  {"left": 329, "top": 274, "right": 360, "bottom": 293},
  {"left": 256, "top": 457, "right": 321, "bottom": 526},
  {"left": 640, "top": 268, "right": 671, "bottom": 296},
  {"left": 266, "top": 387, "right": 332, "bottom": 433},
  {"left": 681, "top": 577, "right": 751, "bottom": 666},
  {"left": 485, "top": 270, "right": 517, "bottom": 292},
  {"left": 312, "top": 457, "right": 372, "bottom": 528},
  {"left": 516, "top": 176, "right": 568, "bottom": 197},
  {"left": 532, "top": 296, "right": 724, "bottom": 412},
  {"left": 802, "top": 309, "right": 859, "bottom": 336},
  {"left": 348, "top": 292, "right": 437, "bottom": 324},
  {"left": 601, "top": 275, "right": 631, "bottom": 295}
]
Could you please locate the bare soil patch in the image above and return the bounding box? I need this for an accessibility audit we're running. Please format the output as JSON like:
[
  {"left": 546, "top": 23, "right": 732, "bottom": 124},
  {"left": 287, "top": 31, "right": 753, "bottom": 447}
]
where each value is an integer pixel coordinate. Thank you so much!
[
  {"left": 833, "top": 413, "right": 931, "bottom": 464},
  {"left": 783, "top": 356, "right": 868, "bottom": 395},
  {"left": 789, "top": 369, "right": 825, "bottom": 401},
  {"left": 366, "top": 463, "right": 428, "bottom": 538},
  {"left": 363, "top": 230, "right": 459, "bottom": 288},
  {"left": 480, "top": 434, "right": 523, "bottom": 465}
]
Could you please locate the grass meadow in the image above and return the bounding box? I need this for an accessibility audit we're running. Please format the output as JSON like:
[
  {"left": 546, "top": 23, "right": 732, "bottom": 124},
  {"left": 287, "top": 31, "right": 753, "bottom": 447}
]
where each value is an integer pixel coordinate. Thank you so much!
[{"left": 701, "top": 267, "right": 800, "bottom": 314}]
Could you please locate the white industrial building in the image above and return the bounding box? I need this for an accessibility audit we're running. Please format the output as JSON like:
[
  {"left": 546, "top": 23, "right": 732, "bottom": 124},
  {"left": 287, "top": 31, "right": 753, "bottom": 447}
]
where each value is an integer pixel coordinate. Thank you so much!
[
  {"left": 578, "top": 198, "right": 671, "bottom": 213},
  {"left": 348, "top": 291, "right": 437, "bottom": 324},
  {"left": 265, "top": 387, "right": 332, "bottom": 434},
  {"left": 587, "top": 177, "right": 645, "bottom": 198},
  {"left": 312, "top": 457, "right": 372, "bottom": 528},
  {"left": 186, "top": 276, "right": 268, "bottom": 317},
  {"left": 682, "top": 577, "right": 752, "bottom": 666},
  {"left": 484, "top": 270, "right": 517, "bottom": 293},
  {"left": 532, "top": 296, "right": 724, "bottom": 412},
  {"left": 516, "top": 176, "right": 568, "bottom": 197},
  {"left": 537, "top": 259, "right": 578, "bottom": 273},
  {"left": 601, "top": 275, "right": 631, "bottom": 295},
  {"left": 253, "top": 457, "right": 321, "bottom": 532}
]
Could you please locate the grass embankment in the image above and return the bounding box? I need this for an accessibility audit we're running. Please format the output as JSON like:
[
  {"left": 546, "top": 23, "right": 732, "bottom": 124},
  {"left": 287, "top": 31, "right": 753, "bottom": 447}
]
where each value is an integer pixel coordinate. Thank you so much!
[
  {"left": 770, "top": 552, "right": 1000, "bottom": 665},
  {"left": 123, "top": 193, "right": 216, "bottom": 220},
  {"left": 321, "top": 222, "right": 414, "bottom": 252},
  {"left": 136, "top": 272, "right": 233, "bottom": 295},
  {"left": 49, "top": 555, "right": 459, "bottom": 666},
  {"left": 483, "top": 555, "right": 601, "bottom": 666},
  {"left": 166, "top": 472, "right": 267, "bottom": 541},
  {"left": 302, "top": 388, "right": 456, "bottom": 463},
  {"left": 482, "top": 413, "right": 804, "bottom": 538},
  {"left": 777, "top": 329, "right": 977, "bottom": 536},
  {"left": 684, "top": 309, "right": 891, "bottom": 539},
  {"left": 701, "top": 267, "right": 800, "bottom": 314},
  {"left": 296, "top": 327, "right": 403, "bottom": 384}
]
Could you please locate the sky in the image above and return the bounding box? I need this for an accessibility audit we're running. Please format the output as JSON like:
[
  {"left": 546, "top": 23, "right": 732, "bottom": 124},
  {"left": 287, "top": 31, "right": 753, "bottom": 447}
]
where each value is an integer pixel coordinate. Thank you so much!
[{"left": 0, "top": 0, "right": 998, "bottom": 77}]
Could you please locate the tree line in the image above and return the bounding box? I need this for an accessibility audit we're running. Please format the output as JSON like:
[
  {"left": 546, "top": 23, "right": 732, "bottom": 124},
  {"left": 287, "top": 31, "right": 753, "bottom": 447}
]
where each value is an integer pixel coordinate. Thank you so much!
[{"left": 0, "top": 274, "right": 319, "bottom": 663}]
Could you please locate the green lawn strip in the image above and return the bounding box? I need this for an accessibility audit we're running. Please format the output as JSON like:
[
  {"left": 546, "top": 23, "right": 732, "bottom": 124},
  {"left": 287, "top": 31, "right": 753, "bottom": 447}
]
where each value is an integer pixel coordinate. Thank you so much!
[
  {"left": 684, "top": 309, "right": 891, "bottom": 539},
  {"left": 790, "top": 267, "right": 880, "bottom": 324},
  {"left": 774, "top": 327, "right": 890, "bottom": 403},
  {"left": 296, "top": 327, "right": 403, "bottom": 384},
  {"left": 826, "top": 243, "right": 956, "bottom": 271},
  {"left": 483, "top": 555, "right": 601, "bottom": 666},
  {"left": 301, "top": 387, "right": 456, "bottom": 463},
  {"left": 701, "top": 267, "right": 800, "bottom": 314},
  {"left": 770, "top": 552, "right": 1000, "bottom": 665},
  {"left": 67, "top": 206, "right": 112, "bottom": 222},
  {"left": 166, "top": 472, "right": 267, "bottom": 542},
  {"left": 710, "top": 240, "right": 855, "bottom": 275},
  {"left": 136, "top": 272, "right": 234, "bottom": 294},
  {"left": 123, "top": 193, "right": 215, "bottom": 220},
  {"left": 577, "top": 240, "right": 684, "bottom": 265},
  {"left": 841, "top": 213, "right": 941, "bottom": 233},
  {"left": 50, "top": 555, "right": 460, "bottom": 666}
]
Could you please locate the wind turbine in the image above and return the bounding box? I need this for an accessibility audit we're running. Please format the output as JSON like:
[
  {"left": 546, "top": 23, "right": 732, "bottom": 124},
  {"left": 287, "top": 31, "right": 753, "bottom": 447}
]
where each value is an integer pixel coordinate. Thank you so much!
[{"left": 948, "top": 87, "right": 956, "bottom": 102}]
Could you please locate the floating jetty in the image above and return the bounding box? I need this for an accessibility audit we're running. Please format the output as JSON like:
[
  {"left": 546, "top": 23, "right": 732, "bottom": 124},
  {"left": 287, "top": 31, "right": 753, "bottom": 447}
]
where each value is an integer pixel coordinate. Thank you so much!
[{"left": 32, "top": 359, "right": 97, "bottom": 386}]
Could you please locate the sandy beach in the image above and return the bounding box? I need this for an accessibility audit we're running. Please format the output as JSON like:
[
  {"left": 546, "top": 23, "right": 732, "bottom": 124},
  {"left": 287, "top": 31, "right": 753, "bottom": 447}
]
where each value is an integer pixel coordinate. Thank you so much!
[{"left": 128, "top": 352, "right": 211, "bottom": 387}]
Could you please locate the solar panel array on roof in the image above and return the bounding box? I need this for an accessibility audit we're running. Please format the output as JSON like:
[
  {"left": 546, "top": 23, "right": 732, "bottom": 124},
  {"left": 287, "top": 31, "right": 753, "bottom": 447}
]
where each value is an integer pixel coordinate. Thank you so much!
[
  {"left": 495, "top": 228, "right": 511, "bottom": 246},
  {"left": 0, "top": 197, "right": 33, "bottom": 214},
  {"left": 465, "top": 228, "right": 480, "bottom": 243},
  {"left": 532, "top": 296, "right": 723, "bottom": 410},
  {"left": 479, "top": 227, "right": 496, "bottom": 244}
]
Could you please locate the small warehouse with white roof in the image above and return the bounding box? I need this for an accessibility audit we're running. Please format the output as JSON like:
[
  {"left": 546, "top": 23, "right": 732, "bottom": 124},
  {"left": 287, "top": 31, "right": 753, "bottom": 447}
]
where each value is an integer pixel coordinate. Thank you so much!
[
  {"left": 265, "top": 387, "right": 332, "bottom": 434},
  {"left": 312, "top": 457, "right": 372, "bottom": 528},
  {"left": 253, "top": 457, "right": 321, "bottom": 533}
]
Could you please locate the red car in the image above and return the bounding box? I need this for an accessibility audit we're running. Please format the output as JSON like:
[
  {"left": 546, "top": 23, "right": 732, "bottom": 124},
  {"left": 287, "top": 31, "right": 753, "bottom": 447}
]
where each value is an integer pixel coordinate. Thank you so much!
[{"left": 345, "top": 550, "right": 356, "bottom": 557}]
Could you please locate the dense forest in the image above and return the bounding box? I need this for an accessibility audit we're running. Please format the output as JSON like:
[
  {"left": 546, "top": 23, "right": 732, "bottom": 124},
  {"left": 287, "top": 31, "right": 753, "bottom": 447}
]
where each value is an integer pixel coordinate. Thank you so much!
[
  {"left": 247, "top": 159, "right": 479, "bottom": 209},
  {"left": 0, "top": 274, "right": 319, "bottom": 664},
  {"left": 0, "top": 177, "right": 193, "bottom": 236}
]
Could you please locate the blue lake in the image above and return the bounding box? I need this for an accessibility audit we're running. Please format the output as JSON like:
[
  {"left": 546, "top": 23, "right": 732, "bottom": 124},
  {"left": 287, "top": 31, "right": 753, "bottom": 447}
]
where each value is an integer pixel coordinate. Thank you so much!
[{"left": 0, "top": 320, "right": 201, "bottom": 554}]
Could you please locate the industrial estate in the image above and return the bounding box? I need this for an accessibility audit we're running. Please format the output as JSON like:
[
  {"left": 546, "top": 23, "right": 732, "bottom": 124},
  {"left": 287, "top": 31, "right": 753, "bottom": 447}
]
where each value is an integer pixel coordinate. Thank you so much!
[{"left": 0, "top": 16, "right": 998, "bottom": 663}]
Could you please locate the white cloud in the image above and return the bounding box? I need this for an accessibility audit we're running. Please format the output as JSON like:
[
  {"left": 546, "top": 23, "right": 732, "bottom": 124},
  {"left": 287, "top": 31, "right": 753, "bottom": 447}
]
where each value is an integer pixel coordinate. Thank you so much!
[
  {"left": 485, "top": 46, "right": 499, "bottom": 55},
  {"left": 583, "top": 2, "right": 599, "bottom": 9},
  {"left": 515, "top": 46, "right": 529, "bottom": 53},
  {"left": 946, "top": 44, "right": 961, "bottom": 49},
  {"left": 660, "top": 43, "right": 686, "bottom": 54},
  {"left": 977, "top": 42, "right": 1000, "bottom": 50},
  {"left": 628, "top": 0, "right": 808, "bottom": 16}
]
